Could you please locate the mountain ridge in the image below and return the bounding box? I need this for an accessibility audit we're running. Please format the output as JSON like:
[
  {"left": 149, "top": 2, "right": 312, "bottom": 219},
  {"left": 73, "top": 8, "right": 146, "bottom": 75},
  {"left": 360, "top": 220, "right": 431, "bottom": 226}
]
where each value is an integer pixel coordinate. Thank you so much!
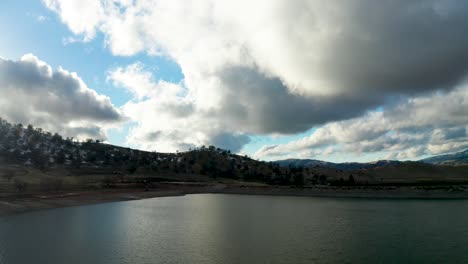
[
  {"left": 419, "top": 150, "right": 468, "bottom": 165},
  {"left": 274, "top": 159, "right": 404, "bottom": 170},
  {"left": 274, "top": 149, "right": 468, "bottom": 169}
]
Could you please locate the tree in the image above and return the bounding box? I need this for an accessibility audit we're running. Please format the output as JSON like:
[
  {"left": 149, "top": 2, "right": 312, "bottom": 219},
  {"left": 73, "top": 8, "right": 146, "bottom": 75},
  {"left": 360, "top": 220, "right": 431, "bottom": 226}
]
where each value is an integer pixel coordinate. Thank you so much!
[
  {"left": 292, "top": 173, "right": 304, "bottom": 187},
  {"left": 52, "top": 133, "right": 62, "bottom": 144},
  {"left": 202, "top": 160, "right": 217, "bottom": 179},
  {"left": 348, "top": 174, "right": 356, "bottom": 185},
  {"left": 311, "top": 175, "right": 319, "bottom": 185},
  {"left": 319, "top": 174, "right": 327, "bottom": 184},
  {"left": 56, "top": 150, "right": 66, "bottom": 164},
  {"left": 2, "top": 171, "right": 14, "bottom": 182},
  {"left": 31, "top": 148, "right": 47, "bottom": 169},
  {"left": 72, "top": 148, "right": 82, "bottom": 168},
  {"left": 14, "top": 179, "right": 27, "bottom": 192},
  {"left": 127, "top": 163, "right": 138, "bottom": 174}
]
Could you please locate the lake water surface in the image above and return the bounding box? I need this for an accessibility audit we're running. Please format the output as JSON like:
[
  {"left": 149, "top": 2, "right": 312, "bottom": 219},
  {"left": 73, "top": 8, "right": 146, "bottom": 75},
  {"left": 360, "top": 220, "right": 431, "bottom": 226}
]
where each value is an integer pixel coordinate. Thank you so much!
[{"left": 1, "top": 194, "right": 468, "bottom": 264}]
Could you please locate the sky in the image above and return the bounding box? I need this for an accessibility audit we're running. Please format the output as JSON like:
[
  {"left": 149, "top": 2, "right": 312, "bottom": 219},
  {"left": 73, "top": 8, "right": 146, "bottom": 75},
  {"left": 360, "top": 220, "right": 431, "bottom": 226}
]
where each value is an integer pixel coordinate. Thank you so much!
[{"left": 1, "top": 0, "right": 468, "bottom": 163}]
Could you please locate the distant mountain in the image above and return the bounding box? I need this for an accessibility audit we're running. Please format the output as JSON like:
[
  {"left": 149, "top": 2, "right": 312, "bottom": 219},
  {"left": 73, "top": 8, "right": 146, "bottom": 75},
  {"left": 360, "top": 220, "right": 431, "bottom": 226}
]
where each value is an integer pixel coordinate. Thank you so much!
[
  {"left": 275, "top": 159, "right": 336, "bottom": 168},
  {"left": 274, "top": 159, "right": 401, "bottom": 170},
  {"left": 420, "top": 149, "right": 468, "bottom": 165},
  {"left": 276, "top": 149, "right": 468, "bottom": 170}
]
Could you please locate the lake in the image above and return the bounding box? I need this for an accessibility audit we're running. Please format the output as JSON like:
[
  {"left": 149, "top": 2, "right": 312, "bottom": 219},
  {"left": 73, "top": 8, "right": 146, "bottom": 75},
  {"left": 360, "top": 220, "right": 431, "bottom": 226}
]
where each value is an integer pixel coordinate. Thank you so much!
[{"left": 1, "top": 194, "right": 468, "bottom": 264}]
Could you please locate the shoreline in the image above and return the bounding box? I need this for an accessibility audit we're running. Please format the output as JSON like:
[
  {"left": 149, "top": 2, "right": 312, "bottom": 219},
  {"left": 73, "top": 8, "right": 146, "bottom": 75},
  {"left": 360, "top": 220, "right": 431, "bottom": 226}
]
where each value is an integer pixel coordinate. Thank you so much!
[{"left": 2, "top": 184, "right": 468, "bottom": 217}]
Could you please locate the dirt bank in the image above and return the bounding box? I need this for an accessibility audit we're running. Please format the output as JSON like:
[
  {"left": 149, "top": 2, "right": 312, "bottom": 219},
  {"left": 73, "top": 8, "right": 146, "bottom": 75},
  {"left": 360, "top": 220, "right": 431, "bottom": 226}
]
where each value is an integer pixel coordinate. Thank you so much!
[{"left": 2, "top": 183, "right": 468, "bottom": 217}]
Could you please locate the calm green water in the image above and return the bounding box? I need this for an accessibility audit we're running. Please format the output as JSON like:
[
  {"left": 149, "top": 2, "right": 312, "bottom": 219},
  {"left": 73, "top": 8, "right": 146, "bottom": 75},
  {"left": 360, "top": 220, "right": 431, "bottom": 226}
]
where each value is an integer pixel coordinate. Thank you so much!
[{"left": 1, "top": 194, "right": 468, "bottom": 264}]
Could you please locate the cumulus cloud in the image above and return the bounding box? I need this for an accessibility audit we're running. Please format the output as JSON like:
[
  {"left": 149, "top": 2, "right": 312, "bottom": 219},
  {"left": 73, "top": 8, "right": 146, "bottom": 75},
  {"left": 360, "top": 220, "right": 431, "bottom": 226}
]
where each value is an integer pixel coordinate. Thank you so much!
[
  {"left": 44, "top": 0, "right": 468, "bottom": 93},
  {"left": 45, "top": 0, "right": 468, "bottom": 156},
  {"left": 255, "top": 83, "right": 468, "bottom": 160},
  {"left": 0, "top": 54, "right": 122, "bottom": 139},
  {"left": 108, "top": 62, "right": 158, "bottom": 100},
  {"left": 109, "top": 63, "right": 250, "bottom": 152},
  {"left": 43, "top": 0, "right": 104, "bottom": 41}
]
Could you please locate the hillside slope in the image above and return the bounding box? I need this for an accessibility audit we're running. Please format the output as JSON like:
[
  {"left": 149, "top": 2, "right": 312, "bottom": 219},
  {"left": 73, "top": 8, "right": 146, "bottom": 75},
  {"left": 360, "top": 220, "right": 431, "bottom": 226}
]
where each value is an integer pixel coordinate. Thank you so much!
[
  {"left": 0, "top": 118, "right": 311, "bottom": 190},
  {"left": 420, "top": 150, "right": 468, "bottom": 165},
  {"left": 275, "top": 158, "right": 401, "bottom": 170},
  {"left": 276, "top": 149, "right": 468, "bottom": 169},
  {"left": 1, "top": 117, "right": 468, "bottom": 191}
]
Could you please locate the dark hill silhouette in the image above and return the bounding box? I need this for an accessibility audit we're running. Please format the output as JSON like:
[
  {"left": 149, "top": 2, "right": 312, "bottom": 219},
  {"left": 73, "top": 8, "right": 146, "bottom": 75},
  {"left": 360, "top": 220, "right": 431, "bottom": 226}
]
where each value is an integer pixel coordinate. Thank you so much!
[{"left": 1, "top": 117, "right": 468, "bottom": 191}]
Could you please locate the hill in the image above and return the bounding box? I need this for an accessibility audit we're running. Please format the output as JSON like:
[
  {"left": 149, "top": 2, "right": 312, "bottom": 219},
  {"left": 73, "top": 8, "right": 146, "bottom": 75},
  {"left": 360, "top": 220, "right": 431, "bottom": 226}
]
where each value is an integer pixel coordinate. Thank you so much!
[
  {"left": 0, "top": 118, "right": 312, "bottom": 191},
  {"left": 420, "top": 150, "right": 468, "bottom": 165},
  {"left": 274, "top": 159, "right": 401, "bottom": 170},
  {"left": 1, "top": 117, "right": 468, "bottom": 193}
]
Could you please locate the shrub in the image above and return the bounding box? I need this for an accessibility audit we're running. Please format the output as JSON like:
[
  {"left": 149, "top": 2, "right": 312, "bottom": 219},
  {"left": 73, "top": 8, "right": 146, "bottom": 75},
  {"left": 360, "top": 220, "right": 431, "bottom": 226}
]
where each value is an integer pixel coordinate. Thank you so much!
[
  {"left": 14, "top": 179, "right": 27, "bottom": 192},
  {"left": 2, "top": 171, "right": 14, "bottom": 181},
  {"left": 40, "top": 177, "right": 63, "bottom": 191}
]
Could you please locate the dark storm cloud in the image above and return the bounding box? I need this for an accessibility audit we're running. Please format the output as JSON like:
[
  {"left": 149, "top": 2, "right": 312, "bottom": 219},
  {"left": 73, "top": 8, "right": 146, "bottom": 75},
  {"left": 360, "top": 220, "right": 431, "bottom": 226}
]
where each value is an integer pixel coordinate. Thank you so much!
[
  {"left": 209, "top": 132, "right": 251, "bottom": 153},
  {"left": 209, "top": 0, "right": 468, "bottom": 137},
  {"left": 322, "top": 0, "right": 468, "bottom": 96},
  {"left": 218, "top": 66, "right": 381, "bottom": 134}
]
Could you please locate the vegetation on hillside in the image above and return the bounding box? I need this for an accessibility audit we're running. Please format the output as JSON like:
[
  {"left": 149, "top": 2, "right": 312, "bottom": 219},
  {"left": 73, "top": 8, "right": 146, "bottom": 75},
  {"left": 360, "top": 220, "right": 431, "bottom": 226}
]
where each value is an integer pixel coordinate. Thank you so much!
[
  {"left": 2, "top": 117, "right": 468, "bottom": 192},
  {"left": 0, "top": 118, "right": 323, "bottom": 188}
]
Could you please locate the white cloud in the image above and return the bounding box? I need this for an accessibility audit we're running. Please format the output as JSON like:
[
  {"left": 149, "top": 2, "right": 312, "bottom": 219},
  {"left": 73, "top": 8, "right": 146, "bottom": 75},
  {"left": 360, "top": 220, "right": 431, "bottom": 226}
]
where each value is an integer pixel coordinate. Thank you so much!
[
  {"left": 255, "top": 83, "right": 468, "bottom": 160},
  {"left": 44, "top": 0, "right": 468, "bottom": 94},
  {"left": 0, "top": 54, "right": 123, "bottom": 140},
  {"left": 108, "top": 63, "right": 157, "bottom": 100},
  {"left": 45, "top": 0, "right": 468, "bottom": 157},
  {"left": 108, "top": 64, "right": 249, "bottom": 152},
  {"left": 36, "top": 15, "right": 48, "bottom": 22},
  {"left": 43, "top": 0, "right": 104, "bottom": 41}
]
